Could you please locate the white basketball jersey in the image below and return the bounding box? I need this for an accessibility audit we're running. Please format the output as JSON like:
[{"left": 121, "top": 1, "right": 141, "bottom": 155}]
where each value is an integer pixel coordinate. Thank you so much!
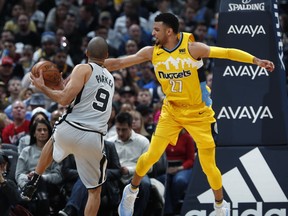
[{"left": 64, "top": 63, "right": 114, "bottom": 134}]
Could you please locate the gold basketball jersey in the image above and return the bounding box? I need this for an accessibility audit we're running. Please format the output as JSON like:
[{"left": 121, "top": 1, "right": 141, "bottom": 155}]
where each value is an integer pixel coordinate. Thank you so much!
[{"left": 152, "top": 32, "right": 210, "bottom": 106}]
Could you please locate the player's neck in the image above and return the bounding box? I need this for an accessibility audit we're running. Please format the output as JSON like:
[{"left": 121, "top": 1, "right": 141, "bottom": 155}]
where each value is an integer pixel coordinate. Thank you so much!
[
  {"left": 162, "top": 34, "right": 179, "bottom": 50},
  {"left": 88, "top": 58, "right": 104, "bottom": 66}
]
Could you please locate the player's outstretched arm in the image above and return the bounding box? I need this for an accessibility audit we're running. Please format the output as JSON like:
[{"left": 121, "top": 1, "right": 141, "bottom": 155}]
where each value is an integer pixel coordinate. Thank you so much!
[
  {"left": 208, "top": 46, "right": 275, "bottom": 72},
  {"left": 189, "top": 42, "right": 275, "bottom": 72},
  {"left": 104, "top": 46, "right": 154, "bottom": 71}
]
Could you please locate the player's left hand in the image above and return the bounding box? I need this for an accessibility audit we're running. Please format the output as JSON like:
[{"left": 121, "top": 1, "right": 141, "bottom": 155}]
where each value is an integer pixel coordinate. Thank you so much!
[
  {"left": 255, "top": 58, "right": 275, "bottom": 72},
  {"left": 30, "top": 70, "right": 45, "bottom": 89}
]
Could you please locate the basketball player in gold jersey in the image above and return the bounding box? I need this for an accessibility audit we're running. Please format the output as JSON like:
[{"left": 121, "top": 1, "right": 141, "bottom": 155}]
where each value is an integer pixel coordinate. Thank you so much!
[{"left": 104, "top": 13, "right": 274, "bottom": 216}]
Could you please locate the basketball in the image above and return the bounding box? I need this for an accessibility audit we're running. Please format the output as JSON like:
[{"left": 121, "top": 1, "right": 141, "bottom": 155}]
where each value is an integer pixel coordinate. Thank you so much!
[{"left": 31, "top": 61, "right": 62, "bottom": 88}]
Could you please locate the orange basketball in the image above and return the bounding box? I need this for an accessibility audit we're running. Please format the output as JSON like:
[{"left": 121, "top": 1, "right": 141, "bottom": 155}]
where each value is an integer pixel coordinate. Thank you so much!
[{"left": 31, "top": 61, "right": 61, "bottom": 88}]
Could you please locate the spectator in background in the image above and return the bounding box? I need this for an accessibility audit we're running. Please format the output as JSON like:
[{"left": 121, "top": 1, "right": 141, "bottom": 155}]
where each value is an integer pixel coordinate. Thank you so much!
[
  {"left": 113, "top": 0, "right": 149, "bottom": 46},
  {"left": 1, "top": 30, "right": 15, "bottom": 45},
  {"left": 136, "top": 88, "right": 153, "bottom": 108},
  {"left": 6, "top": 76, "right": 22, "bottom": 105},
  {"left": 193, "top": 21, "right": 209, "bottom": 43},
  {"left": 2, "top": 39, "right": 22, "bottom": 64},
  {"left": 0, "top": 112, "right": 12, "bottom": 139},
  {"left": 4, "top": 91, "right": 49, "bottom": 121},
  {"left": 15, "top": 119, "right": 62, "bottom": 216},
  {"left": 98, "top": 11, "right": 121, "bottom": 50},
  {"left": 112, "top": 71, "right": 125, "bottom": 92},
  {"left": 1, "top": 40, "right": 25, "bottom": 80},
  {"left": 32, "top": 32, "right": 57, "bottom": 65},
  {"left": 206, "top": 12, "right": 219, "bottom": 45},
  {"left": 124, "top": 39, "right": 139, "bottom": 55},
  {"left": 49, "top": 109, "right": 62, "bottom": 128},
  {"left": 44, "top": 1, "right": 69, "bottom": 32},
  {"left": 157, "top": 129, "right": 196, "bottom": 215},
  {"left": 181, "top": 5, "right": 197, "bottom": 32},
  {"left": 62, "top": 12, "right": 83, "bottom": 64},
  {"left": 118, "top": 23, "right": 151, "bottom": 56},
  {"left": 136, "top": 104, "right": 156, "bottom": 136},
  {"left": 107, "top": 112, "right": 151, "bottom": 216},
  {"left": 52, "top": 47, "right": 73, "bottom": 80},
  {"left": 17, "top": 108, "right": 49, "bottom": 154},
  {"left": 93, "top": 25, "right": 119, "bottom": 58},
  {"left": 137, "top": 61, "right": 155, "bottom": 89},
  {"left": 178, "top": 16, "right": 187, "bottom": 32},
  {"left": 148, "top": 0, "right": 172, "bottom": 32},
  {"left": 119, "top": 66, "right": 140, "bottom": 94},
  {"left": 93, "top": 0, "right": 118, "bottom": 22},
  {"left": 22, "top": 92, "right": 51, "bottom": 120},
  {"left": 130, "top": 109, "right": 151, "bottom": 140},
  {"left": 2, "top": 100, "right": 30, "bottom": 144},
  {"left": 0, "top": 150, "right": 23, "bottom": 216},
  {"left": 14, "top": 13, "right": 41, "bottom": 48},
  {"left": 18, "top": 44, "right": 34, "bottom": 74},
  {"left": 20, "top": 0, "right": 46, "bottom": 33},
  {"left": 19, "top": 87, "right": 33, "bottom": 102},
  {"left": 78, "top": 4, "right": 98, "bottom": 37},
  {"left": 0, "top": 81, "right": 9, "bottom": 112},
  {"left": 4, "top": 3, "right": 37, "bottom": 34},
  {"left": 119, "top": 85, "right": 137, "bottom": 108},
  {"left": 0, "top": 56, "right": 15, "bottom": 85},
  {"left": 54, "top": 27, "right": 75, "bottom": 67},
  {"left": 180, "top": 0, "right": 214, "bottom": 28},
  {"left": 119, "top": 102, "right": 134, "bottom": 113},
  {"left": 206, "top": 71, "right": 213, "bottom": 91},
  {"left": 104, "top": 103, "right": 119, "bottom": 140}
]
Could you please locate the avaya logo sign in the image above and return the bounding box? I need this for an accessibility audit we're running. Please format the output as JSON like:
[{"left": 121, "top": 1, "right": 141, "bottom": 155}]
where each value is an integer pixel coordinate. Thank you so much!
[
  {"left": 227, "top": 25, "right": 266, "bottom": 37},
  {"left": 223, "top": 66, "right": 269, "bottom": 80},
  {"left": 217, "top": 106, "right": 273, "bottom": 123}
]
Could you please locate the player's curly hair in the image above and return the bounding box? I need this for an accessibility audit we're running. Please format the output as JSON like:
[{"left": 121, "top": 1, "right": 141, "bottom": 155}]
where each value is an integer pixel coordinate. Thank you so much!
[{"left": 155, "top": 13, "right": 179, "bottom": 34}]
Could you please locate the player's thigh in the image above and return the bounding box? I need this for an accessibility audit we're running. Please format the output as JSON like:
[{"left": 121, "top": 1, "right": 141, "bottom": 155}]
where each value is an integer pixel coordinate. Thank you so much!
[
  {"left": 185, "top": 121, "right": 215, "bottom": 149},
  {"left": 155, "top": 109, "right": 182, "bottom": 145},
  {"left": 75, "top": 133, "right": 106, "bottom": 188}
]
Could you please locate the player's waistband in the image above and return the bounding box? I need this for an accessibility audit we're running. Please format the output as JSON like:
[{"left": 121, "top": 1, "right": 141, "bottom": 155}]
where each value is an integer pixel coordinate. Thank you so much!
[
  {"left": 64, "top": 120, "right": 104, "bottom": 136},
  {"left": 166, "top": 100, "right": 207, "bottom": 109}
]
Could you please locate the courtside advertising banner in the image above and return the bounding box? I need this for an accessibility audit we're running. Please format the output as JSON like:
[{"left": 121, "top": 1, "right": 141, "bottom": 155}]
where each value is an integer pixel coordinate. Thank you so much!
[
  {"left": 181, "top": 146, "right": 288, "bottom": 216},
  {"left": 211, "top": 0, "right": 288, "bottom": 146}
]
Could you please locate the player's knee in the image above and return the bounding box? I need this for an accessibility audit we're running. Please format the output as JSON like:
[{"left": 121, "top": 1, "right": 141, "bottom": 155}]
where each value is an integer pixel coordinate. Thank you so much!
[
  {"left": 146, "top": 149, "right": 162, "bottom": 165},
  {"left": 201, "top": 164, "right": 217, "bottom": 177}
]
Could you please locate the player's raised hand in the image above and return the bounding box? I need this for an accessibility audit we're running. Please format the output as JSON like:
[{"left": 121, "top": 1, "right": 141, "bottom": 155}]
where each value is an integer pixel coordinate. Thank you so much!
[
  {"left": 254, "top": 58, "right": 275, "bottom": 72},
  {"left": 30, "top": 70, "right": 45, "bottom": 89}
]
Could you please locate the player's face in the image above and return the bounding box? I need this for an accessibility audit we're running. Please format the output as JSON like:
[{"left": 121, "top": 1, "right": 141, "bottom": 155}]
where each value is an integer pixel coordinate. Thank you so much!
[{"left": 152, "top": 22, "right": 168, "bottom": 46}]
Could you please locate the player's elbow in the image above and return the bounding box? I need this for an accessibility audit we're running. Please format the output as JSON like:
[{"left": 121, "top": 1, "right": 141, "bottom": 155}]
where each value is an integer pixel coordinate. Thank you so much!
[{"left": 57, "top": 97, "right": 71, "bottom": 106}]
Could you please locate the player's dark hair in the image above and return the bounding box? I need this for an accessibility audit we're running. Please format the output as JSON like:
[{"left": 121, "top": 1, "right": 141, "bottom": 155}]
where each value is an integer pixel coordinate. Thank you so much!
[
  {"left": 115, "top": 112, "right": 133, "bottom": 127},
  {"left": 87, "top": 36, "right": 108, "bottom": 60},
  {"left": 155, "top": 13, "right": 179, "bottom": 34}
]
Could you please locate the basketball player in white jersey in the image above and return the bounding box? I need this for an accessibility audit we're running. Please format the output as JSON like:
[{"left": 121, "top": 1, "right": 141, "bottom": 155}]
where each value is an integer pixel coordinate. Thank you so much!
[{"left": 21, "top": 37, "right": 115, "bottom": 216}]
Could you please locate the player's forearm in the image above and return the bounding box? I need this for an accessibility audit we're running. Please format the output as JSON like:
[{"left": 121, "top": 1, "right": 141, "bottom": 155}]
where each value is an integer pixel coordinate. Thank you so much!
[
  {"left": 40, "top": 86, "right": 71, "bottom": 106},
  {"left": 104, "top": 58, "right": 123, "bottom": 71},
  {"left": 209, "top": 46, "right": 255, "bottom": 64}
]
